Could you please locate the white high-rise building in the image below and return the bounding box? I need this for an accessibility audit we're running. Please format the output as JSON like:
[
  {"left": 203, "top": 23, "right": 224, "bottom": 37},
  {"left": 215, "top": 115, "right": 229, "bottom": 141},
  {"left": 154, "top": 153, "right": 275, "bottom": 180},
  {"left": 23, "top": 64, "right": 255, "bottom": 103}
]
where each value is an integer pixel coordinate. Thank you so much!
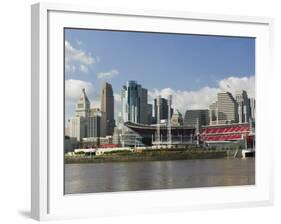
[
  {"left": 209, "top": 90, "right": 255, "bottom": 125},
  {"left": 170, "top": 109, "right": 183, "bottom": 126},
  {"left": 218, "top": 92, "right": 238, "bottom": 123},
  {"left": 69, "top": 116, "right": 87, "bottom": 141},
  {"left": 209, "top": 92, "right": 238, "bottom": 125},
  {"left": 69, "top": 88, "right": 90, "bottom": 141}
]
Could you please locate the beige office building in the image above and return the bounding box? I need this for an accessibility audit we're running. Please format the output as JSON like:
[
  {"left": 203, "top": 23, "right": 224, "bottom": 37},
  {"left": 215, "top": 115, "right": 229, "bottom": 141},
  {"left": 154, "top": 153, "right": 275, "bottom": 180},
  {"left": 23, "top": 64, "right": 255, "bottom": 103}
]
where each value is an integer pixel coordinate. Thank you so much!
[
  {"left": 90, "top": 108, "right": 106, "bottom": 137},
  {"left": 209, "top": 92, "right": 238, "bottom": 125}
]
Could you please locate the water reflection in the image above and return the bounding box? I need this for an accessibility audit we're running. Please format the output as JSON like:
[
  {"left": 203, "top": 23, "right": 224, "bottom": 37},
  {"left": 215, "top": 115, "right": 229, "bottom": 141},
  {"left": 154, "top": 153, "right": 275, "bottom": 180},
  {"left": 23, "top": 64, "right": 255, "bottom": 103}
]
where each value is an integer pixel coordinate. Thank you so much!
[{"left": 65, "top": 158, "right": 255, "bottom": 194}]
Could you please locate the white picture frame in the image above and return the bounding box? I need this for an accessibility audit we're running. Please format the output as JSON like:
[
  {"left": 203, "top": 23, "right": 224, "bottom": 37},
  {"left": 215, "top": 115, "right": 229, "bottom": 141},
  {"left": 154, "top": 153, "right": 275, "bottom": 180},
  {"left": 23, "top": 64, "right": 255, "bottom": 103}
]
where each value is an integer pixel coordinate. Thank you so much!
[{"left": 31, "top": 2, "right": 274, "bottom": 221}]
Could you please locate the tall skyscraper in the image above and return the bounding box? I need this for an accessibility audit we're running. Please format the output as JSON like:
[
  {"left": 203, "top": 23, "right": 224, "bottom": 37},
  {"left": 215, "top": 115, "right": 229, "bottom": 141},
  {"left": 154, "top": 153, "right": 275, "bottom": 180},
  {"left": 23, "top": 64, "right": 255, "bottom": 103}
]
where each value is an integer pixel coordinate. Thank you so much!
[
  {"left": 140, "top": 88, "right": 148, "bottom": 124},
  {"left": 153, "top": 97, "right": 173, "bottom": 122},
  {"left": 121, "top": 80, "right": 148, "bottom": 124},
  {"left": 90, "top": 108, "right": 106, "bottom": 137},
  {"left": 209, "top": 92, "right": 238, "bottom": 125},
  {"left": 249, "top": 98, "right": 256, "bottom": 120},
  {"left": 235, "top": 90, "right": 250, "bottom": 123},
  {"left": 184, "top": 109, "right": 209, "bottom": 130},
  {"left": 101, "top": 82, "right": 115, "bottom": 135},
  {"left": 147, "top": 104, "right": 153, "bottom": 124},
  {"left": 88, "top": 116, "right": 101, "bottom": 138}
]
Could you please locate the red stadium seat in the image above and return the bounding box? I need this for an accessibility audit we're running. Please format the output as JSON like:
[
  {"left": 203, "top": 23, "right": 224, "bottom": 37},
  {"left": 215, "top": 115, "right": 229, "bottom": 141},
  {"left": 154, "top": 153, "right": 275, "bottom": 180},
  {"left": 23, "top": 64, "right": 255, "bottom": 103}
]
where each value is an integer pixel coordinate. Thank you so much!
[{"left": 202, "top": 124, "right": 250, "bottom": 142}]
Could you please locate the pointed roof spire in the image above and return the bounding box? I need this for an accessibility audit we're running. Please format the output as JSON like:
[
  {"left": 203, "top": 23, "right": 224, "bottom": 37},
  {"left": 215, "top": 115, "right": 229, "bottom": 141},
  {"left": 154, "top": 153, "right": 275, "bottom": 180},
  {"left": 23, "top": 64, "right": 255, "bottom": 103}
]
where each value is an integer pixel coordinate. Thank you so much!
[{"left": 77, "top": 88, "right": 90, "bottom": 106}]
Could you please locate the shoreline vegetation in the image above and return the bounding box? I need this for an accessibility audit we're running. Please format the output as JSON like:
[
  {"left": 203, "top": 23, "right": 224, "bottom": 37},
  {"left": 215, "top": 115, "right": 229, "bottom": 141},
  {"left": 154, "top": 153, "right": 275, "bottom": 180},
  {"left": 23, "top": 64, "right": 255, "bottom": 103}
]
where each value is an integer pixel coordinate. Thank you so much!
[{"left": 65, "top": 148, "right": 230, "bottom": 164}]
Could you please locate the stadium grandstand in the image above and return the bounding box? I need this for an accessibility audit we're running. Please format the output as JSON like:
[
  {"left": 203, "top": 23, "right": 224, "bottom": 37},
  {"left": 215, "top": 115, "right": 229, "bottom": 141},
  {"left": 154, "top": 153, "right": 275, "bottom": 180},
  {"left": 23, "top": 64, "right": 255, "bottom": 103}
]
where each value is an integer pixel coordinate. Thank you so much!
[
  {"left": 201, "top": 123, "right": 255, "bottom": 148},
  {"left": 124, "top": 121, "right": 196, "bottom": 146}
]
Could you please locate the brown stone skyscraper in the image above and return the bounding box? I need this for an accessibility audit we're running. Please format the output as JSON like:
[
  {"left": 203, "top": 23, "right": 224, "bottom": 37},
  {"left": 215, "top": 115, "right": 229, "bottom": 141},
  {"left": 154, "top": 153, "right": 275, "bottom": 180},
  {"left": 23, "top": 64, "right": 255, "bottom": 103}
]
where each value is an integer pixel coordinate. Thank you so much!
[{"left": 101, "top": 82, "right": 115, "bottom": 135}]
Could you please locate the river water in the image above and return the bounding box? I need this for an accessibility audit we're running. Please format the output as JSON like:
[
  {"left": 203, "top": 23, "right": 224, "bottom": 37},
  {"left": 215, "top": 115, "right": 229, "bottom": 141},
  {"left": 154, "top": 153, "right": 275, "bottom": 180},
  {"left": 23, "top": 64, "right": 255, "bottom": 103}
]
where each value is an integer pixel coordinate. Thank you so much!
[{"left": 64, "top": 158, "right": 255, "bottom": 194}]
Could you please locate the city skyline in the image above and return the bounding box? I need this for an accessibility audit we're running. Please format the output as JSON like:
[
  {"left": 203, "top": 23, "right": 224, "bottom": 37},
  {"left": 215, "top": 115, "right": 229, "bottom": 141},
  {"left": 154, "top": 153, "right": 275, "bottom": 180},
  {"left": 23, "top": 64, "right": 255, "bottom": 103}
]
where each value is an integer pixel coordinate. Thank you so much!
[
  {"left": 65, "top": 28, "right": 255, "bottom": 122},
  {"left": 65, "top": 85, "right": 255, "bottom": 148},
  {"left": 64, "top": 28, "right": 256, "bottom": 195},
  {"left": 65, "top": 77, "right": 255, "bottom": 123}
]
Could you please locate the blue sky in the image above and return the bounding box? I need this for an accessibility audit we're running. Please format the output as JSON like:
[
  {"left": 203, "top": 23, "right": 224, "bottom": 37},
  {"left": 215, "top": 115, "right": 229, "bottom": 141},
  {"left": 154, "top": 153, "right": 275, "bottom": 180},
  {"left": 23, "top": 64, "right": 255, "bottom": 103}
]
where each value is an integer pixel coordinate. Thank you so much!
[{"left": 64, "top": 28, "right": 255, "bottom": 121}]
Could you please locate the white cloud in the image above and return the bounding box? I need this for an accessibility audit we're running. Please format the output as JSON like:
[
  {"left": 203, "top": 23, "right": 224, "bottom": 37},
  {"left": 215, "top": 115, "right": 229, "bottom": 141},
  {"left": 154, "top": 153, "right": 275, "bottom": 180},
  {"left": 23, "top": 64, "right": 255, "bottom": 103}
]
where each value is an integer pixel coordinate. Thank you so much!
[
  {"left": 76, "top": 40, "right": 83, "bottom": 46},
  {"left": 65, "top": 64, "right": 76, "bottom": 73},
  {"left": 96, "top": 56, "right": 101, "bottom": 63},
  {"left": 65, "top": 79, "right": 103, "bottom": 121},
  {"left": 79, "top": 64, "right": 89, "bottom": 73},
  {"left": 65, "top": 79, "right": 95, "bottom": 105},
  {"left": 148, "top": 87, "right": 218, "bottom": 115},
  {"left": 218, "top": 76, "right": 255, "bottom": 98},
  {"left": 148, "top": 76, "right": 255, "bottom": 115},
  {"left": 97, "top": 69, "right": 119, "bottom": 79},
  {"left": 65, "top": 40, "right": 96, "bottom": 74}
]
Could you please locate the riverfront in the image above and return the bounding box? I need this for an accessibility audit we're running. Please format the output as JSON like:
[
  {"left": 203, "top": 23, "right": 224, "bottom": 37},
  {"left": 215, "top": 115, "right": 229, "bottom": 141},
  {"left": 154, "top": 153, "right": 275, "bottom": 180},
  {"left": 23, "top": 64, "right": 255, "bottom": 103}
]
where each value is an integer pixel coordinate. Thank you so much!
[
  {"left": 65, "top": 148, "right": 230, "bottom": 164},
  {"left": 65, "top": 157, "right": 255, "bottom": 194}
]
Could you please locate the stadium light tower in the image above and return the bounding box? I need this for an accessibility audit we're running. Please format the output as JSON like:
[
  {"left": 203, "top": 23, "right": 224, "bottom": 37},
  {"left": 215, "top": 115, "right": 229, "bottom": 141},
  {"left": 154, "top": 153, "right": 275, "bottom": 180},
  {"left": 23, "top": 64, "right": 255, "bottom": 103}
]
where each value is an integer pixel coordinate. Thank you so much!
[
  {"left": 196, "top": 118, "right": 200, "bottom": 145},
  {"left": 167, "top": 95, "right": 172, "bottom": 148},
  {"left": 244, "top": 105, "right": 248, "bottom": 123},
  {"left": 157, "top": 95, "right": 161, "bottom": 148},
  {"left": 238, "top": 103, "right": 242, "bottom": 124},
  {"left": 216, "top": 107, "right": 219, "bottom": 125}
]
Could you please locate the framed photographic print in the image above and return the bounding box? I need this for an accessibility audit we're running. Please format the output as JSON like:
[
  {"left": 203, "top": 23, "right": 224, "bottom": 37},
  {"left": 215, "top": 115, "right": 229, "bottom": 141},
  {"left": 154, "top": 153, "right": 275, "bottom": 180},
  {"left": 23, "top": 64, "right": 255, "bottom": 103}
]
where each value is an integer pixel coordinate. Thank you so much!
[{"left": 31, "top": 2, "right": 274, "bottom": 221}]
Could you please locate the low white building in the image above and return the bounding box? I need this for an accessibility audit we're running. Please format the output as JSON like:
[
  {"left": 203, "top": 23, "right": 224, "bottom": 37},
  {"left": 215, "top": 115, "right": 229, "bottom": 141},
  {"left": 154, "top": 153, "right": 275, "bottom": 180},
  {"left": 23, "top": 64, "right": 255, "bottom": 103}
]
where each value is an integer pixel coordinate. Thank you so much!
[
  {"left": 74, "top": 147, "right": 132, "bottom": 155},
  {"left": 69, "top": 116, "right": 86, "bottom": 141}
]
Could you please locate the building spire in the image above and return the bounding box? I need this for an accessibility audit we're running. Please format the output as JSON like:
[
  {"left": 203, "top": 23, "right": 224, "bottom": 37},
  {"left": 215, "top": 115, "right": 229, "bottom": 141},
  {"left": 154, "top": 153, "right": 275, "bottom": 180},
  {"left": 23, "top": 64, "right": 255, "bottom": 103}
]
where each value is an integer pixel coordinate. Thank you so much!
[{"left": 75, "top": 88, "right": 90, "bottom": 117}]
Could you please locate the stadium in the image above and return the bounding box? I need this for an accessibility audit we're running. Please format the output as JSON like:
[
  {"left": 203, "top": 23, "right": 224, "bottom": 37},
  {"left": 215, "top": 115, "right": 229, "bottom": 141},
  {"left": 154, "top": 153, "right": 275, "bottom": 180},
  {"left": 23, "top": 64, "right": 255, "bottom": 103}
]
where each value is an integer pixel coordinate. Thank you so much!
[
  {"left": 123, "top": 121, "right": 196, "bottom": 146},
  {"left": 123, "top": 121, "right": 255, "bottom": 150}
]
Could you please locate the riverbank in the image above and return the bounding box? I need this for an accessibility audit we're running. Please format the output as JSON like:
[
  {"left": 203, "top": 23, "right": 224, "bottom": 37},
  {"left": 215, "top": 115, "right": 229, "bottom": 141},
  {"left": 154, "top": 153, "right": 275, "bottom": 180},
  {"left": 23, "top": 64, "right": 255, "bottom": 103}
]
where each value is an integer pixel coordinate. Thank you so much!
[{"left": 65, "top": 148, "right": 228, "bottom": 164}]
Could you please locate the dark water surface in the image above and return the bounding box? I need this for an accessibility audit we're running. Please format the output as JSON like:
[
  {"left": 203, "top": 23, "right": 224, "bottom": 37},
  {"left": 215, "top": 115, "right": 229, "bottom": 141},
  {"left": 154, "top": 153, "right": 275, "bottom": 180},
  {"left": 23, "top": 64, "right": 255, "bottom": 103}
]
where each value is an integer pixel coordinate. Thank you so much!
[{"left": 65, "top": 158, "right": 255, "bottom": 194}]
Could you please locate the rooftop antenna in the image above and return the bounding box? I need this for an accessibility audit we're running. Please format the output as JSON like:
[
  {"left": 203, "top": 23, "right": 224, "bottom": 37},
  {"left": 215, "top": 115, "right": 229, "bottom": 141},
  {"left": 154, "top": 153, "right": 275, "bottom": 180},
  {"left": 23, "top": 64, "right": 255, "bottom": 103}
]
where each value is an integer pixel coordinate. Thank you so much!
[{"left": 220, "top": 84, "right": 231, "bottom": 93}]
